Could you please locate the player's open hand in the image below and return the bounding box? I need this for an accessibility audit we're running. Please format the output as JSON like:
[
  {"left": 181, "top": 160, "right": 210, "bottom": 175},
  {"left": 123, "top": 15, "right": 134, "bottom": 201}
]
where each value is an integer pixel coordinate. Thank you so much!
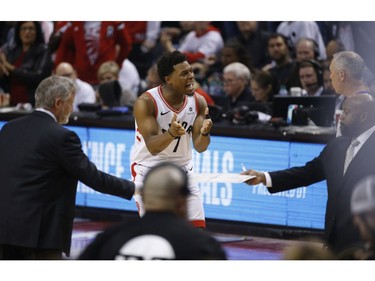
[{"left": 168, "top": 113, "right": 186, "bottom": 137}]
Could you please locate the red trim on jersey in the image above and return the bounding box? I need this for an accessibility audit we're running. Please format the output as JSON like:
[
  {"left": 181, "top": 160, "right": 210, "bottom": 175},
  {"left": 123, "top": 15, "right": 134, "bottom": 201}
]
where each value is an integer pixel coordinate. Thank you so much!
[
  {"left": 136, "top": 128, "right": 141, "bottom": 142},
  {"left": 191, "top": 219, "right": 206, "bottom": 228},
  {"left": 130, "top": 162, "right": 137, "bottom": 181},
  {"left": 158, "top": 86, "right": 187, "bottom": 114},
  {"left": 135, "top": 201, "right": 141, "bottom": 215},
  {"left": 193, "top": 92, "right": 200, "bottom": 114},
  {"left": 145, "top": 91, "right": 158, "bottom": 118}
]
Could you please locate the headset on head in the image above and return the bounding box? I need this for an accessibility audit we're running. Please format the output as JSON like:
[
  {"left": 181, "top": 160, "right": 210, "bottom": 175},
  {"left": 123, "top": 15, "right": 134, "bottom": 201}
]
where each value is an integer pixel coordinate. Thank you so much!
[
  {"left": 297, "top": 37, "right": 320, "bottom": 60},
  {"left": 299, "top": 59, "right": 324, "bottom": 87}
]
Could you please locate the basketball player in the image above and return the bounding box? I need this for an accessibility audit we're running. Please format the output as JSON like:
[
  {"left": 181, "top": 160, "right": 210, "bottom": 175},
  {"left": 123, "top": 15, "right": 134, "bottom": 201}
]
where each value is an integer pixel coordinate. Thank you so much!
[{"left": 130, "top": 50, "right": 213, "bottom": 228}]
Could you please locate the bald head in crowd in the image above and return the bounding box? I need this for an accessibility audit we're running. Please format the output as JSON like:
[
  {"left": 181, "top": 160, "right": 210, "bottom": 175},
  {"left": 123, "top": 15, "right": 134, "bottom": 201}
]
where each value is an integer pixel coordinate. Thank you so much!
[
  {"left": 55, "top": 62, "right": 77, "bottom": 80},
  {"left": 141, "top": 163, "right": 190, "bottom": 218}
]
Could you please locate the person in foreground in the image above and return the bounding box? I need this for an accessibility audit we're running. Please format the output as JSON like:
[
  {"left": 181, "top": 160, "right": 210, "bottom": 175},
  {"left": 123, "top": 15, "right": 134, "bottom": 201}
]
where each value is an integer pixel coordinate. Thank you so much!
[
  {"left": 347, "top": 175, "right": 375, "bottom": 259},
  {"left": 242, "top": 93, "right": 375, "bottom": 256},
  {"left": 78, "top": 162, "right": 227, "bottom": 260},
  {"left": 0, "top": 76, "right": 137, "bottom": 260},
  {"left": 131, "top": 50, "right": 213, "bottom": 228}
]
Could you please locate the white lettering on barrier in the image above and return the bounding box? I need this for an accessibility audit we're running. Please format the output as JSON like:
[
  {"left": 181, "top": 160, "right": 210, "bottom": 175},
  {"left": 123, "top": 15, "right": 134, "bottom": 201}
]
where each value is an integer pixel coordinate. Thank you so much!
[
  {"left": 77, "top": 141, "right": 126, "bottom": 194},
  {"left": 251, "top": 184, "right": 306, "bottom": 199},
  {"left": 193, "top": 150, "right": 233, "bottom": 207}
]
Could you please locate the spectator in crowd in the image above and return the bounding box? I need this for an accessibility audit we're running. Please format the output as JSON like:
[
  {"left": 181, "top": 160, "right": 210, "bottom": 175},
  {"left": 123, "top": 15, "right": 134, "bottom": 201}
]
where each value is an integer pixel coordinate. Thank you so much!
[
  {"left": 230, "top": 21, "right": 270, "bottom": 69},
  {"left": 47, "top": 22, "right": 73, "bottom": 62},
  {"left": 251, "top": 70, "right": 278, "bottom": 102},
  {"left": 131, "top": 50, "right": 212, "bottom": 229},
  {"left": 118, "top": 58, "right": 141, "bottom": 99},
  {"left": 295, "top": 37, "right": 320, "bottom": 62},
  {"left": 325, "top": 39, "right": 345, "bottom": 62},
  {"left": 193, "top": 38, "right": 255, "bottom": 100},
  {"left": 276, "top": 21, "right": 327, "bottom": 61},
  {"left": 78, "top": 162, "right": 227, "bottom": 260},
  {"left": 262, "top": 33, "right": 296, "bottom": 92},
  {"left": 249, "top": 70, "right": 278, "bottom": 115},
  {"left": 160, "top": 21, "right": 224, "bottom": 64},
  {"left": 218, "top": 39, "right": 255, "bottom": 74},
  {"left": 327, "top": 22, "right": 354, "bottom": 52},
  {"left": 125, "top": 21, "right": 161, "bottom": 79},
  {"left": 242, "top": 93, "right": 375, "bottom": 256},
  {"left": 288, "top": 37, "right": 321, "bottom": 89},
  {"left": 298, "top": 60, "right": 333, "bottom": 96},
  {"left": 40, "top": 21, "right": 54, "bottom": 45},
  {"left": 0, "top": 21, "right": 53, "bottom": 106},
  {"left": 0, "top": 22, "right": 53, "bottom": 49},
  {"left": 55, "top": 62, "right": 96, "bottom": 112},
  {"left": 54, "top": 21, "right": 132, "bottom": 86},
  {"left": 97, "top": 60, "right": 137, "bottom": 106},
  {"left": 0, "top": 76, "right": 137, "bottom": 260},
  {"left": 143, "top": 63, "right": 162, "bottom": 91},
  {"left": 222, "top": 62, "right": 254, "bottom": 112},
  {"left": 159, "top": 21, "right": 195, "bottom": 50}
]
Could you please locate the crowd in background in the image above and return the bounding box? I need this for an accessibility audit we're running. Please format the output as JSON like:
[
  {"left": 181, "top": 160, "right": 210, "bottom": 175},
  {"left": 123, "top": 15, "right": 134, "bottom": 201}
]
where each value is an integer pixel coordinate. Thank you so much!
[{"left": 0, "top": 21, "right": 375, "bottom": 122}]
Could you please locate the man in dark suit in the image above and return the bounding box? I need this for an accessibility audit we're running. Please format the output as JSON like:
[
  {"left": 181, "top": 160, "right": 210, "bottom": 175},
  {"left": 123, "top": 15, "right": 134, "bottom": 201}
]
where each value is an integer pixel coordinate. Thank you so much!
[
  {"left": 242, "top": 93, "right": 375, "bottom": 256},
  {"left": 0, "top": 76, "right": 137, "bottom": 260},
  {"left": 78, "top": 162, "right": 227, "bottom": 260}
]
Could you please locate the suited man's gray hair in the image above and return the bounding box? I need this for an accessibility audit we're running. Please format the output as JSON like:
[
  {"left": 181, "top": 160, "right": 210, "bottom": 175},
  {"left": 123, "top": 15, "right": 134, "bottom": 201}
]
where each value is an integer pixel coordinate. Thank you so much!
[
  {"left": 35, "top": 76, "right": 76, "bottom": 110},
  {"left": 332, "top": 51, "right": 365, "bottom": 80}
]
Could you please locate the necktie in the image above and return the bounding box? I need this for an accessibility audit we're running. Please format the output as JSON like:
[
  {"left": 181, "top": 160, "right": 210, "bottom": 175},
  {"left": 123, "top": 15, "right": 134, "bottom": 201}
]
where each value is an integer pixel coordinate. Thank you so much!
[{"left": 343, "top": 139, "right": 360, "bottom": 174}]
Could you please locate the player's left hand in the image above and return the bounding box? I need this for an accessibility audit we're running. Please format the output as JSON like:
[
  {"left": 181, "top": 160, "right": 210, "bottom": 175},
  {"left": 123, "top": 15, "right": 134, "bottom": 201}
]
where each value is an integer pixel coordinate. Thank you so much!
[{"left": 200, "top": 107, "right": 213, "bottom": 135}]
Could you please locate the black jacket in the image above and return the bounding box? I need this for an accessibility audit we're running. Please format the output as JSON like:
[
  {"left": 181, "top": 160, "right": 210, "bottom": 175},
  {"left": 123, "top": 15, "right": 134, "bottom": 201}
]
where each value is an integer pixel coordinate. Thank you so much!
[
  {"left": 0, "top": 111, "right": 135, "bottom": 256},
  {"left": 268, "top": 133, "right": 375, "bottom": 254},
  {"left": 0, "top": 43, "right": 53, "bottom": 105}
]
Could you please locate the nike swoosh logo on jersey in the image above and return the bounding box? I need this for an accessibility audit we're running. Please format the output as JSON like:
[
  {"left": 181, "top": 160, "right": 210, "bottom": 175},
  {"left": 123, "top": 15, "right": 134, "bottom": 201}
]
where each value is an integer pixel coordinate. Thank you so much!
[{"left": 161, "top": 111, "right": 170, "bottom": 116}]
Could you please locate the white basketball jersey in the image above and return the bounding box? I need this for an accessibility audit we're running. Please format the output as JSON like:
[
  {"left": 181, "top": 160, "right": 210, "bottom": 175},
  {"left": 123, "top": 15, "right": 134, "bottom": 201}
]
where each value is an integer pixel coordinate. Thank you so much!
[{"left": 131, "top": 86, "right": 199, "bottom": 167}]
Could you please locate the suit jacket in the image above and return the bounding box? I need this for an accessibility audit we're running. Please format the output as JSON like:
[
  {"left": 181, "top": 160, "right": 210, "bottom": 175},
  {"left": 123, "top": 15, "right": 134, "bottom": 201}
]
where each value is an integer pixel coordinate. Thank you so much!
[
  {"left": 268, "top": 133, "right": 375, "bottom": 254},
  {"left": 0, "top": 111, "right": 135, "bottom": 256}
]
